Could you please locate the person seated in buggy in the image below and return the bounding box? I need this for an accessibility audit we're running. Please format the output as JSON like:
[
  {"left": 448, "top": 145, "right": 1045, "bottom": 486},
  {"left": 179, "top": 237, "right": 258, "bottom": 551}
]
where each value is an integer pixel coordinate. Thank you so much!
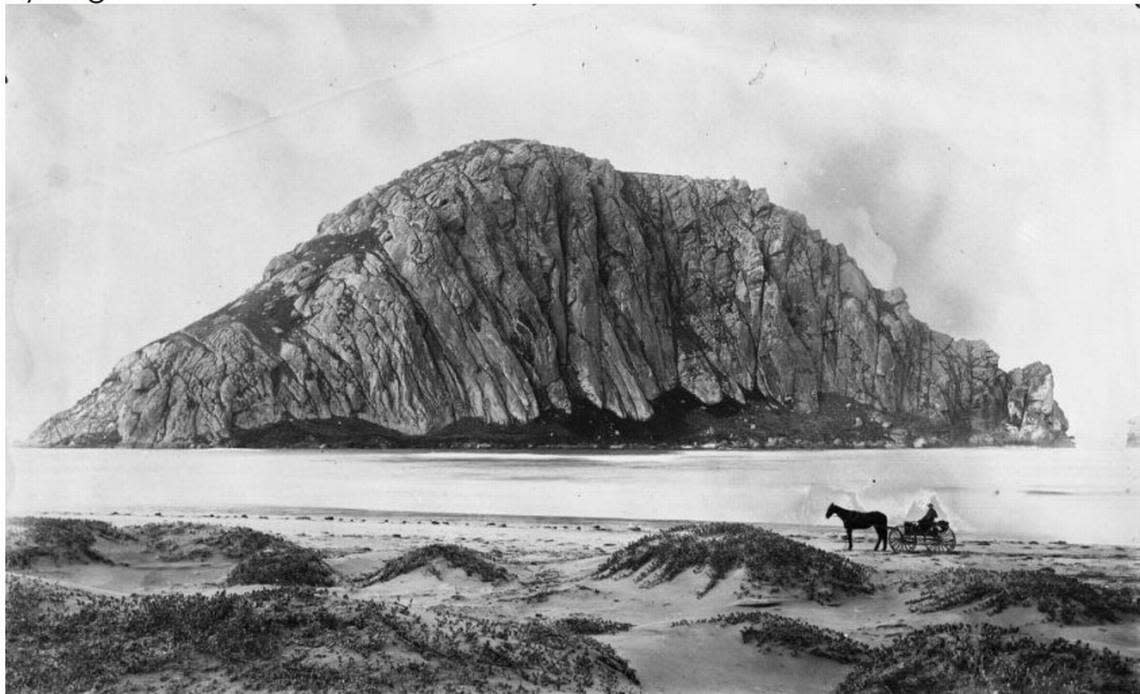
[{"left": 916, "top": 503, "right": 938, "bottom": 533}]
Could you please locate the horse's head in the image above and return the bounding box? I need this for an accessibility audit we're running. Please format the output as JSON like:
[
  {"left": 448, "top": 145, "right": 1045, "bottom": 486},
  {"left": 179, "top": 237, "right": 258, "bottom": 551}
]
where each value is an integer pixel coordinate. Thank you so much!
[{"left": 825, "top": 503, "right": 836, "bottom": 519}]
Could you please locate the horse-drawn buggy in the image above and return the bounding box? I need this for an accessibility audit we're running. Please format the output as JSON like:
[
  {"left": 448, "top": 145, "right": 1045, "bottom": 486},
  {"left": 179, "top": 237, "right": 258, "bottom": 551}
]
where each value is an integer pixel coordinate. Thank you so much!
[
  {"left": 887, "top": 520, "right": 956, "bottom": 553},
  {"left": 826, "top": 502, "right": 957, "bottom": 553}
]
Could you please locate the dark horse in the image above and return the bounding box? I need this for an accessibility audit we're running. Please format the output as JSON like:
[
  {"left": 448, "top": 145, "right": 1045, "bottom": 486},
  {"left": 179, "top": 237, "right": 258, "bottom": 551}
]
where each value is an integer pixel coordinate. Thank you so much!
[{"left": 826, "top": 503, "right": 888, "bottom": 551}]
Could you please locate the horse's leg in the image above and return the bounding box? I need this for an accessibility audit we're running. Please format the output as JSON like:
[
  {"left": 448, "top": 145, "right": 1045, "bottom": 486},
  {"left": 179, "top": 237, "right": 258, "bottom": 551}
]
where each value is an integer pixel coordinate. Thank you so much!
[
  {"left": 846, "top": 527, "right": 853, "bottom": 551},
  {"left": 876, "top": 525, "right": 886, "bottom": 551}
]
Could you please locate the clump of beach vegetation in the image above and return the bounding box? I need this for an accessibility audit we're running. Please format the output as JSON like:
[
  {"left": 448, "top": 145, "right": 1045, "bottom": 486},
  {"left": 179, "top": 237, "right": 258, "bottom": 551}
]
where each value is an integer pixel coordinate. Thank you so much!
[
  {"left": 6, "top": 575, "right": 639, "bottom": 693},
  {"left": 6, "top": 517, "right": 132, "bottom": 569},
  {"left": 550, "top": 615, "right": 634, "bottom": 635},
  {"left": 906, "top": 568, "right": 1140, "bottom": 624},
  {"left": 671, "top": 611, "right": 872, "bottom": 664},
  {"left": 146, "top": 523, "right": 293, "bottom": 558},
  {"left": 594, "top": 522, "right": 874, "bottom": 602},
  {"left": 361, "top": 544, "right": 513, "bottom": 585},
  {"left": 836, "top": 623, "right": 1140, "bottom": 693},
  {"left": 226, "top": 545, "right": 337, "bottom": 587},
  {"left": 206, "top": 526, "right": 295, "bottom": 558}
]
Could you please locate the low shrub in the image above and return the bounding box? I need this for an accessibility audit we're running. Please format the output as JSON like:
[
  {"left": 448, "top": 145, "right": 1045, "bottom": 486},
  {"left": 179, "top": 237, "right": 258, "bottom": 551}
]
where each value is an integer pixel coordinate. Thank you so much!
[
  {"left": 907, "top": 568, "right": 1140, "bottom": 624},
  {"left": 836, "top": 623, "right": 1140, "bottom": 693},
  {"left": 5, "top": 577, "right": 639, "bottom": 693},
  {"left": 594, "top": 523, "right": 874, "bottom": 602},
  {"left": 552, "top": 615, "right": 634, "bottom": 635},
  {"left": 6, "top": 517, "right": 131, "bottom": 568},
  {"left": 5, "top": 577, "right": 284, "bottom": 692},
  {"left": 361, "top": 544, "right": 512, "bottom": 585},
  {"left": 206, "top": 526, "right": 294, "bottom": 558},
  {"left": 131, "top": 522, "right": 301, "bottom": 562},
  {"left": 671, "top": 611, "right": 872, "bottom": 664},
  {"left": 226, "top": 546, "right": 336, "bottom": 587}
]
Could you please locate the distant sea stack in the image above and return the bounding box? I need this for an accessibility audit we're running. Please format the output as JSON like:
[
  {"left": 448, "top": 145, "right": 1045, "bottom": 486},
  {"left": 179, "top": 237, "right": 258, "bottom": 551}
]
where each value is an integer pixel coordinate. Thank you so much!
[
  {"left": 1128, "top": 418, "right": 1139, "bottom": 448},
  {"left": 31, "top": 140, "right": 1071, "bottom": 449}
]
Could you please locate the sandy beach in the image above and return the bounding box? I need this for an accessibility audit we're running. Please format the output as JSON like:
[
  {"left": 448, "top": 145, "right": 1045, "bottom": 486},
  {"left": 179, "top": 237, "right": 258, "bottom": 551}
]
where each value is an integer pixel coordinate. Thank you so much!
[{"left": 7, "top": 507, "right": 1140, "bottom": 693}]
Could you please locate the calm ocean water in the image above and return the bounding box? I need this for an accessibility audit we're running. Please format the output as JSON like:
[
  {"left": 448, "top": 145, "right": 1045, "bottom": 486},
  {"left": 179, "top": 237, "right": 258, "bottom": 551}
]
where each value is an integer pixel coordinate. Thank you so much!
[{"left": 6, "top": 446, "right": 1137, "bottom": 546}]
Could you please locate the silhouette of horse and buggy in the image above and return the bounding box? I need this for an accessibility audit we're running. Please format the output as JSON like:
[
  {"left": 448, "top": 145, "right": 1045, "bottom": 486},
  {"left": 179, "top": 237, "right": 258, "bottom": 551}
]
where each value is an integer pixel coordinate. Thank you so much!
[{"left": 825, "top": 503, "right": 956, "bottom": 553}]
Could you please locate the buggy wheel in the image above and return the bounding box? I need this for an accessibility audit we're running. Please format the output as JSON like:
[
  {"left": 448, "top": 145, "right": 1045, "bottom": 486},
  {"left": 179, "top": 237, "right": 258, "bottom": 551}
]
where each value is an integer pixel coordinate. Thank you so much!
[
  {"left": 937, "top": 528, "right": 957, "bottom": 553},
  {"left": 887, "top": 527, "right": 905, "bottom": 553},
  {"left": 902, "top": 532, "right": 918, "bottom": 553}
]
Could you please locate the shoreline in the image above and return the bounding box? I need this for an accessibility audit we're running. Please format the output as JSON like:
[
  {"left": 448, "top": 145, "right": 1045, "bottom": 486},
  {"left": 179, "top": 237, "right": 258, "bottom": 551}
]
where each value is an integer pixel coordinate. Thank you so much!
[
  {"left": 9, "top": 447, "right": 1138, "bottom": 547},
  {"left": 17, "top": 505, "right": 1140, "bottom": 550}
]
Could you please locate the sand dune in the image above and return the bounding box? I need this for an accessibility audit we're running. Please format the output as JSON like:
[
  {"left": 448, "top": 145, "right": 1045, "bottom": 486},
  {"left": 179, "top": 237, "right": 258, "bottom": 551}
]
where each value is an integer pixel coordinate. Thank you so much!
[{"left": 7, "top": 511, "right": 1140, "bottom": 692}]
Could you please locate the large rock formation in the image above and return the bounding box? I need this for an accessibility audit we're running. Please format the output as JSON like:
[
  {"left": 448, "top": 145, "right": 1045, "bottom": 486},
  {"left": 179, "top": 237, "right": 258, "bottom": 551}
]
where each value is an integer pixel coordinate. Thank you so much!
[{"left": 31, "top": 140, "right": 1070, "bottom": 448}]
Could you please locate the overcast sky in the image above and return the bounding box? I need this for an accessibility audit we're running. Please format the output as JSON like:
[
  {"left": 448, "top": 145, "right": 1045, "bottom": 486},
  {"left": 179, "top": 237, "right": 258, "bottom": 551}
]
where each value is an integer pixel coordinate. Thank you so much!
[{"left": 6, "top": 5, "right": 1139, "bottom": 445}]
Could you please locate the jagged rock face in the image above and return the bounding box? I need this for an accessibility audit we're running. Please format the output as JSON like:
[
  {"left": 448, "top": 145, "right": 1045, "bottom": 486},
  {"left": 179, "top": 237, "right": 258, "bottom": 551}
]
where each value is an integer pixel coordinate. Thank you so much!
[
  {"left": 31, "top": 140, "right": 1070, "bottom": 447},
  {"left": 1003, "top": 363, "right": 1069, "bottom": 444}
]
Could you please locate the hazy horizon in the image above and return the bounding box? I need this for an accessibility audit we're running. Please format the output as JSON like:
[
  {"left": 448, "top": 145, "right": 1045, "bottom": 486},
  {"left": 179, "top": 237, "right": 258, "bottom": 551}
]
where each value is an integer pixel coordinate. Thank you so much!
[{"left": 6, "top": 5, "right": 1139, "bottom": 445}]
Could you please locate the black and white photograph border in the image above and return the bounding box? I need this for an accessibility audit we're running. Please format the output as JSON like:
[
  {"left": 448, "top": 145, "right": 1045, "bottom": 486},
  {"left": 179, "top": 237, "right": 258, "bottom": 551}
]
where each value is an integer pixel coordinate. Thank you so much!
[{"left": 5, "top": 4, "right": 1140, "bottom": 693}]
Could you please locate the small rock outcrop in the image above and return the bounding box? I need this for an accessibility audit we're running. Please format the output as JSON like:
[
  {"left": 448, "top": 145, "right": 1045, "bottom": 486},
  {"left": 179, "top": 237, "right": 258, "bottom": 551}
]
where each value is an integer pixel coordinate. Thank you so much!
[
  {"left": 1003, "top": 363, "right": 1069, "bottom": 445},
  {"left": 30, "top": 140, "right": 1070, "bottom": 448}
]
